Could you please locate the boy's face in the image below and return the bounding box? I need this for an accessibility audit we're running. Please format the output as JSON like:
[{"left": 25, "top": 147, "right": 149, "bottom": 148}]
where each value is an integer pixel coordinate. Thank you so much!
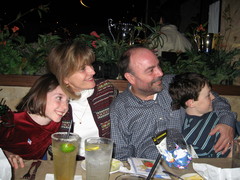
[{"left": 192, "top": 84, "right": 215, "bottom": 116}]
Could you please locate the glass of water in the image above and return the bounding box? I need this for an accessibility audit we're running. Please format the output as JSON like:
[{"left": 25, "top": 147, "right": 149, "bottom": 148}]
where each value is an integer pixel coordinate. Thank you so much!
[{"left": 85, "top": 137, "right": 113, "bottom": 180}]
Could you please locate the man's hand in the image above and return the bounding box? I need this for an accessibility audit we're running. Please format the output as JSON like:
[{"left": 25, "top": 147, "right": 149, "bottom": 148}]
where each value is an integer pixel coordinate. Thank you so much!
[
  {"left": 3, "top": 150, "right": 25, "bottom": 169},
  {"left": 209, "top": 124, "right": 234, "bottom": 154}
]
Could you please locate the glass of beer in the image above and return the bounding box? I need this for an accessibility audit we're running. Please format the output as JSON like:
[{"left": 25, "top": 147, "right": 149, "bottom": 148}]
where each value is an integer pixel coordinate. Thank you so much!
[
  {"left": 85, "top": 137, "right": 113, "bottom": 180},
  {"left": 52, "top": 132, "right": 80, "bottom": 180}
]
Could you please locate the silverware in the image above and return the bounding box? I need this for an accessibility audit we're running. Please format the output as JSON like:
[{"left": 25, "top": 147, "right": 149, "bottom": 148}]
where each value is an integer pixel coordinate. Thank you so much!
[
  {"left": 22, "top": 161, "right": 37, "bottom": 179},
  {"left": 29, "top": 160, "right": 42, "bottom": 180},
  {"left": 163, "top": 170, "right": 184, "bottom": 180}
]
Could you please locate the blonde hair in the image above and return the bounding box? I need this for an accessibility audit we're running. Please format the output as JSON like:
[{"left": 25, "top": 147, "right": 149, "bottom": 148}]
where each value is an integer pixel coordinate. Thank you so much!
[{"left": 47, "top": 41, "right": 95, "bottom": 99}]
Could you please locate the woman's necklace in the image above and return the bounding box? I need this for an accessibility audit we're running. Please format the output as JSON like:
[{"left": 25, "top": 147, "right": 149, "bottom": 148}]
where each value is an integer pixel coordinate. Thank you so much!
[
  {"left": 72, "top": 106, "right": 87, "bottom": 124},
  {"left": 71, "top": 89, "right": 94, "bottom": 124}
]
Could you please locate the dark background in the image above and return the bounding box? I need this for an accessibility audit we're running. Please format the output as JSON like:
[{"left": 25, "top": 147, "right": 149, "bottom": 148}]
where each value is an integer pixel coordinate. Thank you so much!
[{"left": 0, "top": 0, "right": 217, "bottom": 42}]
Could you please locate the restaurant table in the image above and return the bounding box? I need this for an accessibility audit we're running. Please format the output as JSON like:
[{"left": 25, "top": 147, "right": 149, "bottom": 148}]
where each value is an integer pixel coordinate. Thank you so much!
[{"left": 13, "top": 158, "right": 233, "bottom": 180}]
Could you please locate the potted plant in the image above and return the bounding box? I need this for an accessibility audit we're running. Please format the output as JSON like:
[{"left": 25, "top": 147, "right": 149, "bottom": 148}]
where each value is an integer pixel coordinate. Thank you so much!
[
  {"left": 0, "top": 4, "right": 62, "bottom": 75},
  {"left": 75, "top": 31, "right": 130, "bottom": 79}
]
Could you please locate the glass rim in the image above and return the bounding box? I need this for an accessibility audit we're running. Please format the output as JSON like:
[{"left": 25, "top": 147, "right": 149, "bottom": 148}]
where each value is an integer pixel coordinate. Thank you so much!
[
  {"left": 85, "top": 137, "right": 112, "bottom": 141},
  {"left": 51, "top": 132, "right": 80, "bottom": 141},
  {"left": 85, "top": 137, "right": 113, "bottom": 144}
]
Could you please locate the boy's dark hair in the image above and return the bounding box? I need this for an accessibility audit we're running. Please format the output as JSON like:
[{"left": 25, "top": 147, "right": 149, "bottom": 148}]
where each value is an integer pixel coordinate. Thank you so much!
[{"left": 169, "top": 72, "right": 212, "bottom": 110}]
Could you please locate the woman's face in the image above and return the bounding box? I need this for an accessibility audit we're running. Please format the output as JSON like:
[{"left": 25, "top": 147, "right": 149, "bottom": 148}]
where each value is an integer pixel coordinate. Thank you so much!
[
  {"left": 45, "top": 85, "right": 69, "bottom": 123},
  {"left": 64, "top": 65, "right": 96, "bottom": 93}
]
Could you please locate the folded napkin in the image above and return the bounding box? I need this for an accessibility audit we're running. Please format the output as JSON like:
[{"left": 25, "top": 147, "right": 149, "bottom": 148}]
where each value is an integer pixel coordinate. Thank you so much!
[
  {"left": 117, "top": 157, "right": 170, "bottom": 179},
  {"left": 193, "top": 162, "right": 240, "bottom": 180},
  {"left": 0, "top": 148, "right": 12, "bottom": 180}
]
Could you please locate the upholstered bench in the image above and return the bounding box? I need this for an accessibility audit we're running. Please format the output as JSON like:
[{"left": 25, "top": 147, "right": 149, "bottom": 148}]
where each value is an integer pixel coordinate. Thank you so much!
[{"left": 0, "top": 75, "right": 239, "bottom": 121}]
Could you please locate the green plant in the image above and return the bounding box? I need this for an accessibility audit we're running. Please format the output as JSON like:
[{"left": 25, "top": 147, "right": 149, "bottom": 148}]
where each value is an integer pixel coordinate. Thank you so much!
[
  {"left": 161, "top": 49, "right": 240, "bottom": 85},
  {"left": 18, "top": 34, "right": 61, "bottom": 75},
  {"left": 0, "top": 29, "right": 61, "bottom": 75},
  {"left": 0, "top": 4, "right": 62, "bottom": 75},
  {"left": 142, "top": 20, "right": 165, "bottom": 49},
  {"left": 75, "top": 31, "right": 129, "bottom": 64}
]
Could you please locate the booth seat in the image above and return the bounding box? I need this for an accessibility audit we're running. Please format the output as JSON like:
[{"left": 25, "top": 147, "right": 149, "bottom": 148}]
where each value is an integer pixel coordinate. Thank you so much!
[{"left": 0, "top": 76, "right": 239, "bottom": 121}]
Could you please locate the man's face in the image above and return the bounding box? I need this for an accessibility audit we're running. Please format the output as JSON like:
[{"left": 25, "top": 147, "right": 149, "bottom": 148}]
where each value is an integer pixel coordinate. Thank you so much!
[{"left": 126, "top": 48, "right": 164, "bottom": 100}]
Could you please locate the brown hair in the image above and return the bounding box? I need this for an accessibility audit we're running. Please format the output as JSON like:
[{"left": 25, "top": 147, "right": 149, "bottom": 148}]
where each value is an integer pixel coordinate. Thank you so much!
[
  {"left": 169, "top": 72, "right": 212, "bottom": 110},
  {"left": 16, "top": 73, "right": 59, "bottom": 116},
  {"left": 47, "top": 40, "right": 95, "bottom": 99}
]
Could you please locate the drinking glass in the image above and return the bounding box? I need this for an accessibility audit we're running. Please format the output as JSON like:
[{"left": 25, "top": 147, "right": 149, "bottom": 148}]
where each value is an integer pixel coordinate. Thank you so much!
[
  {"left": 85, "top": 137, "right": 113, "bottom": 180},
  {"left": 51, "top": 132, "right": 80, "bottom": 180},
  {"left": 232, "top": 139, "right": 240, "bottom": 168}
]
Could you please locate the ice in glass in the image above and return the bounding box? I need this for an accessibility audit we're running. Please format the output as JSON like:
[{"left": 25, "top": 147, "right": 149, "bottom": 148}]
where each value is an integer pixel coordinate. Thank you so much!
[{"left": 85, "top": 137, "right": 113, "bottom": 180}]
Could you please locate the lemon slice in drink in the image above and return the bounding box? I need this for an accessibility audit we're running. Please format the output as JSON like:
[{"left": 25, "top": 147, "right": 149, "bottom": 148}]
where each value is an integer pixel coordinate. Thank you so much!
[
  {"left": 60, "top": 143, "right": 76, "bottom": 153},
  {"left": 85, "top": 145, "right": 100, "bottom": 151}
]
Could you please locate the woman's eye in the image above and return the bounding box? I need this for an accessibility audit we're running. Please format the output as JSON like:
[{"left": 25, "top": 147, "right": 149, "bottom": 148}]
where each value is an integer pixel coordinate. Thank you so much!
[
  {"left": 80, "top": 67, "right": 85, "bottom": 71},
  {"left": 56, "top": 96, "right": 62, "bottom": 100}
]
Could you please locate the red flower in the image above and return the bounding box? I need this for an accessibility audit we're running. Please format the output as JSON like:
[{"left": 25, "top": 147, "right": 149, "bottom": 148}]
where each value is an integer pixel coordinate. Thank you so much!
[
  {"left": 196, "top": 24, "right": 205, "bottom": 32},
  {"left": 90, "top": 31, "right": 100, "bottom": 38},
  {"left": 11, "top": 26, "right": 19, "bottom": 33},
  {"left": 0, "top": 41, "right": 7, "bottom": 46},
  {"left": 91, "top": 41, "right": 97, "bottom": 48}
]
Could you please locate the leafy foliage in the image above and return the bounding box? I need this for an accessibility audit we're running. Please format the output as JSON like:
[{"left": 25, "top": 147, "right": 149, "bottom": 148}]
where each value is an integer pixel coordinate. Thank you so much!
[
  {"left": 161, "top": 49, "right": 240, "bottom": 85},
  {"left": 1, "top": 5, "right": 240, "bottom": 84},
  {"left": 0, "top": 33, "right": 61, "bottom": 75},
  {"left": 0, "top": 3, "right": 61, "bottom": 75},
  {"left": 75, "top": 32, "right": 129, "bottom": 64}
]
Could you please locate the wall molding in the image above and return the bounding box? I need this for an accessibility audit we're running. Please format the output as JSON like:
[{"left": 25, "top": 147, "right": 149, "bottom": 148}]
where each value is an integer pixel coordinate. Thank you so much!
[{"left": 0, "top": 74, "right": 240, "bottom": 96}]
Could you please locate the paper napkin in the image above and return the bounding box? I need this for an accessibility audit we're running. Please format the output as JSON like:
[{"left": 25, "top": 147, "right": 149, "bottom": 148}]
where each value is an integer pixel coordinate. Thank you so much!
[
  {"left": 0, "top": 148, "right": 12, "bottom": 180},
  {"left": 193, "top": 162, "right": 240, "bottom": 180}
]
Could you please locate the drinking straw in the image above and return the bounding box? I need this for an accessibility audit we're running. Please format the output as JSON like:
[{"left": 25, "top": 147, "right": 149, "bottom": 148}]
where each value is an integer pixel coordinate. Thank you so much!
[
  {"left": 146, "top": 153, "right": 162, "bottom": 180},
  {"left": 66, "top": 119, "right": 73, "bottom": 138}
]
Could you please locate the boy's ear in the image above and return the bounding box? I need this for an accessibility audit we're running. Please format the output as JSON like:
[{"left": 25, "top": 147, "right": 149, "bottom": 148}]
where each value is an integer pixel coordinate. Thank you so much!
[{"left": 185, "top": 99, "right": 195, "bottom": 108}]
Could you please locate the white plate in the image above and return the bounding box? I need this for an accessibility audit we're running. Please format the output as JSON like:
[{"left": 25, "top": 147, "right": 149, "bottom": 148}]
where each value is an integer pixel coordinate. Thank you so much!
[
  {"left": 45, "top": 174, "right": 82, "bottom": 180},
  {"left": 81, "top": 158, "right": 123, "bottom": 174},
  {"left": 180, "top": 173, "right": 204, "bottom": 180}
]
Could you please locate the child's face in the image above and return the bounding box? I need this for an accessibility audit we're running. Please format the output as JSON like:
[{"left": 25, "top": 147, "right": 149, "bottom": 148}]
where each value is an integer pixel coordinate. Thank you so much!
[
  {"left": 45, "top": 85, "right": 69, "bottom": 123},
  {"left": 192, "top": 84, "right": 215, "bottom": 116}
]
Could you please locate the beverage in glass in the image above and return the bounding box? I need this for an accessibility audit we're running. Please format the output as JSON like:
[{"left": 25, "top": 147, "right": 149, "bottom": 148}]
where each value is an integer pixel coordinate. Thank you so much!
[
  {"left": 51, "top": 132, "right": 80, "bottom": 180},
  {"left": 85, "top": 137, "right": 113, "bottom": 180},
  {"left": 232, "top": 139, "right": 240, "bottom": 168}
]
